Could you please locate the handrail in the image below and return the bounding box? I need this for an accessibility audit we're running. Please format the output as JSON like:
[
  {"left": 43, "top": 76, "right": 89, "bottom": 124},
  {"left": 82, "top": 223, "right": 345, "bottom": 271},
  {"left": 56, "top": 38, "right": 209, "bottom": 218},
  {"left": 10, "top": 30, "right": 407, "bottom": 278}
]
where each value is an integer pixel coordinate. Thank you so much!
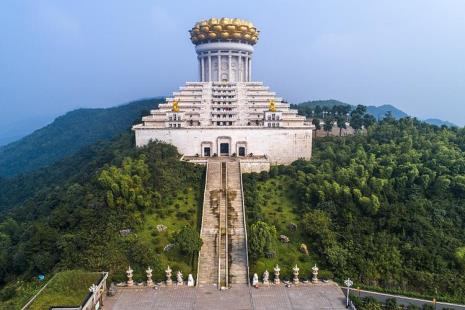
[
  {"left": 196, "top": 160, "right": 209, "bottom": 286},
  {"left": 239, "top": 161, "right": 251, "bottom": 286},
  {"left": 224, "top": 162, "right": 229, "bottom": 288},
  {"left": 217, "top": 162, "right": 224, "bottom": 288},
  {"left": 21, "top": 274, "right": 58, "bottom": 310}
]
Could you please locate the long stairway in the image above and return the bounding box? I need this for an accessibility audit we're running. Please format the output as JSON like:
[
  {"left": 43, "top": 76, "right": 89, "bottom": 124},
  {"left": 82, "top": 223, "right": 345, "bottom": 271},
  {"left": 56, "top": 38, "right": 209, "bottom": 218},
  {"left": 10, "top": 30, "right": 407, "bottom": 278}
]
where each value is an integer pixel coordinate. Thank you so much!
[
  {"left": 226, "top": 161, "right": 249, "bottom": 284},
  {"left": 197, "top": 159, "right": 249, "bottom": 288},
  {"left": 197, "top": 161, "right": 221, "bottom": 286}
]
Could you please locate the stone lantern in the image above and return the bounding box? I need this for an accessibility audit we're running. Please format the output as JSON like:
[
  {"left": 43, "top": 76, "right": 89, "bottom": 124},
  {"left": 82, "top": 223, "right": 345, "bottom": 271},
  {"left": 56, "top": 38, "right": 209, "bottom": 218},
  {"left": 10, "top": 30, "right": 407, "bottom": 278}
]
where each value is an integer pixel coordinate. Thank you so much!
[
  {"left": 311, "top": 264, "right": 319, "bottom": 283},
  {"left": 292, "top": 264, "right": 300, "bottom": 285},
  {"left": 273, "top": 265, "right": 281, "bottom": 285},
  {"left": 126, "top": 266, "right": 134, "bottom": 287},
  {"left": 165, "top": 266, "right": 173, "bottom": 286},
  {"left": 146, "top": 267, "right": 154, "bottom": 287}
]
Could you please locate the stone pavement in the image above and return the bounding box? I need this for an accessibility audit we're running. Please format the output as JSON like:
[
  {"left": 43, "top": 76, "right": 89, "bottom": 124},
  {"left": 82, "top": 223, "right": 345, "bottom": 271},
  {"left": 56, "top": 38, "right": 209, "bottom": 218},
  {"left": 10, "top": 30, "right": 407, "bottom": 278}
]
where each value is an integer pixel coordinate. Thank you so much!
[{"left": 104, "top": 283, "right": 346, "bottom": 310}]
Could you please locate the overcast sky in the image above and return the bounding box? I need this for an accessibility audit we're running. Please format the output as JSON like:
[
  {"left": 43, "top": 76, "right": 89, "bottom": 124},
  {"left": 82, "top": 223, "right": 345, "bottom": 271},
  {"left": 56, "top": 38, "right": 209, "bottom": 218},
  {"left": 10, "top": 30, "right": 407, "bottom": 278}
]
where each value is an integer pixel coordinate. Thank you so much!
[{"left": 1, "top": 0, "right": 464, "bottom": 129}]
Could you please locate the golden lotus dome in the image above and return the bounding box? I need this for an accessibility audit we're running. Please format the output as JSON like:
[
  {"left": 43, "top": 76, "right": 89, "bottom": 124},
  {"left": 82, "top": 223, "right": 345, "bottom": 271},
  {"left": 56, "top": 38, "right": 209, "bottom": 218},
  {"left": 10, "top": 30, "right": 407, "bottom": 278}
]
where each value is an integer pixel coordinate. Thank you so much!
[{"left": 189, "top": 17, "right": 259, "bottom": 45}]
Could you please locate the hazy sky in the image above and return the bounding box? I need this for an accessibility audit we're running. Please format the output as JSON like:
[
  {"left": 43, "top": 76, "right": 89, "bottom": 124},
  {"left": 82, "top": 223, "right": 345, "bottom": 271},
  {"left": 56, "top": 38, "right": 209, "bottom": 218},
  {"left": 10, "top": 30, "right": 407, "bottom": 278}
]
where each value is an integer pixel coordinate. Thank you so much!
[{"left": 1, "top": 0, "right": 464, "bottom": 129}]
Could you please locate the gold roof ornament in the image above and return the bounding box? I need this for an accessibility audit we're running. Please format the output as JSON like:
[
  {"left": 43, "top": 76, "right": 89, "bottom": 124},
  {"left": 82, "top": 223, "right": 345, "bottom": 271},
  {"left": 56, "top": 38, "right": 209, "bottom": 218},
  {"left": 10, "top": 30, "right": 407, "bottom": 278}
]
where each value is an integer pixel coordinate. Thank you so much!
[
  {"left": 189, "top": 18, "right": 259, "bottom": 45},
  {"left": 269, "top": 99, "right": 277, "bottom": 112},
  {"left": 172, "top": 99, "right": 180, "bottom": 113}
]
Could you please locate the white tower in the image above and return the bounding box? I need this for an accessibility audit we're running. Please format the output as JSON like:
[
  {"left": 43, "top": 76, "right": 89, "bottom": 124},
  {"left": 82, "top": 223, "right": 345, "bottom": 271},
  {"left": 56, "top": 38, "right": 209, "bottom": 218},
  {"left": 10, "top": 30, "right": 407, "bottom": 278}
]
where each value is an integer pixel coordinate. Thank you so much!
[{"left": 190, "top": 18, "right": 259, "bottom": 82}]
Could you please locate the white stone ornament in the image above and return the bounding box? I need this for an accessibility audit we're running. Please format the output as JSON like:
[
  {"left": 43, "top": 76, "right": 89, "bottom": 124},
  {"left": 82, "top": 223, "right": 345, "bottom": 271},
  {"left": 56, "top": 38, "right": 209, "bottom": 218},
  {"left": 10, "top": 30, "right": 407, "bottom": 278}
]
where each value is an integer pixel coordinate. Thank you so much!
[
  {"left": 126, "top": 266, "right": 134, "bottom": 287},
  {"left": 274, "top": 265, "right": 281, "bottom": 285},
  {"left": 262, "top": 270, "right": 270, "bottom": 286},
  {"left": 146, "top": 267, "right": 154, "bottom": 287},
  {"left": 312, "top": 264, "right": 319, "bottom": 283},
  {"left": 187, "top": 274, "right": 195, "bottom": 287},
  {"left": 252, "top": 273, "right": 259, "bottom": 286},
  {"left": 176, "top": 270, "right": 184, "bottom": 285},
  {"left": 165, "top": 266, "right": 172, "bottom": 286},
  {"left": 292, "top": 264, "right": 300, "bottom": 285}
]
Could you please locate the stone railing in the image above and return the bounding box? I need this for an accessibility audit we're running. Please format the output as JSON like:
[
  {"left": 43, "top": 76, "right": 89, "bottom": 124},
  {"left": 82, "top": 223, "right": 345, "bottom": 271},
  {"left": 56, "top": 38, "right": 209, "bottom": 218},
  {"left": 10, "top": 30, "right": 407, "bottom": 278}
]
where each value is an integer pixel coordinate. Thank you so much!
[
  {"left": 239, "top": 162, "right": 250, "bottom": 285},
  {"left": 196, "top": 160, "right": 209, "bottom": 285},
  {"left": 78, "top": 272, "right": 108, "bottom": 310}
]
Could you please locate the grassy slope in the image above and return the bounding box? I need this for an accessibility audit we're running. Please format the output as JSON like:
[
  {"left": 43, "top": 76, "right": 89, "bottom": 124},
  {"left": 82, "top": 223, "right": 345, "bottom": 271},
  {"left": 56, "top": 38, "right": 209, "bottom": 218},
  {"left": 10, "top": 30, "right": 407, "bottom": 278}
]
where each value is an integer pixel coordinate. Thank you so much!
[
  {"left": 29, "top": 270, "right": 100, "bottom": 309},
  {"left": 247, "top": 176, "right": 323, "bottom": 280}
]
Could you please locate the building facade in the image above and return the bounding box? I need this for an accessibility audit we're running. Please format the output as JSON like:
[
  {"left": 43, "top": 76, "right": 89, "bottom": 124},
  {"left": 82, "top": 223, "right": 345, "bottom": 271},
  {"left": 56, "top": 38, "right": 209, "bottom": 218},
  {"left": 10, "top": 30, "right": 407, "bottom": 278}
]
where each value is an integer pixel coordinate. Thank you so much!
[{"left": 133, "top": 18, "right": 313, "bottom": 165}]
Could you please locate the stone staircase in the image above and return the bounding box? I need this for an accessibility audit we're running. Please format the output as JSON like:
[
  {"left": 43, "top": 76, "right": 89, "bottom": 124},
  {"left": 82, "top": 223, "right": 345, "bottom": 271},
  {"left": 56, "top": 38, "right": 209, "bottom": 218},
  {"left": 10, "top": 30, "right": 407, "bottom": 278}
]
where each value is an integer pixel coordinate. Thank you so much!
[
  {"left": 197, "top": 159, "right": 249, "bottom": 288},
  {"left": 197, "top": 161, "right": 220, "bottom": 286},
  {"left": 226, "top": 161, "right": 248, "bottom": 284}
]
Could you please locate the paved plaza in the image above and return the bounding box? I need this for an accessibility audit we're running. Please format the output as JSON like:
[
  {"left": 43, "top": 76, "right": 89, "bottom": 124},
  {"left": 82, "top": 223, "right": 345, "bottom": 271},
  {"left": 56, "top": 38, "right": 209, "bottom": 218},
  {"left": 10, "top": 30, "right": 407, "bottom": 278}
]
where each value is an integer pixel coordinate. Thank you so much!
[{"left": 104, "top": 283, "right": 346, "bottom": 310}]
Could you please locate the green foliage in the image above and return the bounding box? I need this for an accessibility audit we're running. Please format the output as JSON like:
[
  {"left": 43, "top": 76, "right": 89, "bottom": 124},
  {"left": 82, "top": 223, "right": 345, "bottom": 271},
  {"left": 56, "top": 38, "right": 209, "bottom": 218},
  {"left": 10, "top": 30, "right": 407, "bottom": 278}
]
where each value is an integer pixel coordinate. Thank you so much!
[
  {"left": 0, "top": 134, "right": 204, "bottom": 303},
  {"left": 0, "top": 98, "right": 163, "bottom": 177},
  {"left": 173, "top": 225, "right": 203, "bottom": 256},
  {"left": 244, "top": 118, "right": 465, "bottom": 302},
  {"left": 28, "top": 270, "right": 100, "bottom": 310},
  {"left": 249, "top": 221, "right": 277, "bottom": 259}
]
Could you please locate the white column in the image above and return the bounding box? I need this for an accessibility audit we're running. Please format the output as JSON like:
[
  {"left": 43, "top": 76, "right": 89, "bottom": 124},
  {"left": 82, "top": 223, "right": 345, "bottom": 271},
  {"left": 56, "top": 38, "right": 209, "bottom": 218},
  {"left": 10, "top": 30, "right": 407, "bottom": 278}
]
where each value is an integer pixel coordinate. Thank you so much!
[
  {"left": 198, "top": 58, "right": 201, "bottom": 81},
  {"left": 218, "top": 54, "right": 221, "bottom": 81},
  {"left": 238, "top": 54, "right": 242, "bottom": 82},
  {"left": 208, "top": 55, "right": 212, "bottom": 81},
  {"left": 245, "top": 56, "right": 249, "bottom": 82},
  {"left": 201, "top": 57, "right": 205, "bottom": 82},
  {"left": 228, "top": 53, "right": 232, "bottom": 82},
  {"left": 249, "top": 57, "right": 252, "bottom": 81}
]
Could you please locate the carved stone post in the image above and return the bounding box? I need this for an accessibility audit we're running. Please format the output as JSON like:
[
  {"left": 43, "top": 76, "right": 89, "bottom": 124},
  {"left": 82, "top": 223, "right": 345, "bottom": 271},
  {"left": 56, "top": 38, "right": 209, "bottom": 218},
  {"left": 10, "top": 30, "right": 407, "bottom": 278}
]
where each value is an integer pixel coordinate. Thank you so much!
[
  {"left": 274, "top": 265, "right": 281, "bottom": 285},
  {"left": 126, "top": 266, "right": 134, "bottom": 287},
  {"left": 176, "top": 271, "right": 184, "bottom": 285},
  {"left": 165, "top": 266, "right": 172, "bottom": 286},
  {"left": 146, "top": 267, "right": 154, "bottom": 287},
  {"left": 262, "top": 270, "right": 270, "bottom": 286},
  {"left": 292, "top": 264, "right": 300, "bottom": 285},
  {"left": 312, "top": 264, "right": 319, "bottom": 284}
]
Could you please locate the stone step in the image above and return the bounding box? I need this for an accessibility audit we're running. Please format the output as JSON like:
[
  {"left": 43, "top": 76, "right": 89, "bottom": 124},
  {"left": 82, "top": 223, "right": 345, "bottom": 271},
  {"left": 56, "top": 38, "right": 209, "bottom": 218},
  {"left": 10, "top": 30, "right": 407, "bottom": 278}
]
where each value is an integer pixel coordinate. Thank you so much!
[{"left": 198, "top": 159, "right": 249, "bottom": 287}]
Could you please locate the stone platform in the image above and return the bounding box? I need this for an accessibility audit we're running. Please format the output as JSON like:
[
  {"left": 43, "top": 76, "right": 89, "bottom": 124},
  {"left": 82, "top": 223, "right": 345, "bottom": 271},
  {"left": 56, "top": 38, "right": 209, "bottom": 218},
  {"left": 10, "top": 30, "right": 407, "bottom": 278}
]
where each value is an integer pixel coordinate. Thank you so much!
[{"left": 104, "top": 283, "right": 346, "bottom": 310}]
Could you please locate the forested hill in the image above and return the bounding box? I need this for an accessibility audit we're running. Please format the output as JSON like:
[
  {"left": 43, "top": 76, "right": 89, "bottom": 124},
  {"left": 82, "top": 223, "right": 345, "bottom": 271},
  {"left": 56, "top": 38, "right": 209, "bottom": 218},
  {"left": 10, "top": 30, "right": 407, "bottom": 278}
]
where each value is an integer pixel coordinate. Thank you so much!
[
  {"left": 0, "top": 98, "right": 163, "bottom": 177},
  {"left": 296, "top": 100, "right": 455, "bottom": 126},
  {"left": 244, "top": 118, "right": 465, "bottom": 302},
  {"left": 0, "top": 134, "right": 204, "bottom": 307}
]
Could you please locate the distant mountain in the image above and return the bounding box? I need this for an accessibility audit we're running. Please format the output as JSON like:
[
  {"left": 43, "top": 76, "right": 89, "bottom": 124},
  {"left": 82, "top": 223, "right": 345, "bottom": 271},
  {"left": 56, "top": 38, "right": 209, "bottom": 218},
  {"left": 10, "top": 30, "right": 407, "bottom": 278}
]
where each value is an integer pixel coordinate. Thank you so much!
[
  {"left": 296, "top": 100, "right": 456, "bottom": 127},
  {"left": 424, "top": 118, "right": 457, "bottom": 127},
  {"left": 0, "top": 98, "right": 163, "bottom": 177},
  {"left": 366, "top": 104, "right": 408, "bottom": 120},
  {"left": 0, "top": 115, "right": 55, "bottom": 146}
]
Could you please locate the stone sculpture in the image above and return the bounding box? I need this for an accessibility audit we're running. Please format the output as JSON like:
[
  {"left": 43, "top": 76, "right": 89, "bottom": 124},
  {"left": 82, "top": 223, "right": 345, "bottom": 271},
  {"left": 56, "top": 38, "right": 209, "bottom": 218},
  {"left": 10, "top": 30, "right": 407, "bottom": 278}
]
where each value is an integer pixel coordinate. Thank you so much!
[
  {"left": 165, "top": 266, "right": 172, "bottom": 286},
  {"left": 126, "top": 266, "right": 134, "bottom": 287},
  {"left": 274, "top": 265, "right": 281, "bottom": 285}
]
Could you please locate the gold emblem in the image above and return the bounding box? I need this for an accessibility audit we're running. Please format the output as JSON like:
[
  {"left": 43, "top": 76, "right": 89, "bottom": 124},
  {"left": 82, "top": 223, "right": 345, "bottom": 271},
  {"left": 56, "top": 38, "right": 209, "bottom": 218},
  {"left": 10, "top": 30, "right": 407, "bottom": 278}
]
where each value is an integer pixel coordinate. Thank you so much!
[
  {"left": 269, "top": 99, "right": 276, "bottom": 112},
  {"left": 172, "top": 99, "right": 180, "bottom": 112}
]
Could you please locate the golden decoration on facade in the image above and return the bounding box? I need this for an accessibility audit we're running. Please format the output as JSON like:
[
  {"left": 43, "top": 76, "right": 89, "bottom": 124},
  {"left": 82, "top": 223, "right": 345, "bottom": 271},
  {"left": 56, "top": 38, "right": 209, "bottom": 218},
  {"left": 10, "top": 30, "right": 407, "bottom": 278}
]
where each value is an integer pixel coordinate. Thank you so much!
[
  {"left": 172, "top": 99, "right": 180, "bottom": 112},
  {"left": 189, "top": 18, "right": 259, "bottom": 45},
  {"left": 269, "top": 99, "right": 276, "bottom": 112}
]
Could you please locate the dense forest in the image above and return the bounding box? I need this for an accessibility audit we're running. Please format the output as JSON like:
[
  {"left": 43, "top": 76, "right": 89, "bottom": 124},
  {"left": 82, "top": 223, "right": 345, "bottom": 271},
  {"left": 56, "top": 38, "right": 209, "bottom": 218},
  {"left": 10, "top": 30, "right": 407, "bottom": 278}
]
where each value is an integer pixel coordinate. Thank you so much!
[
  {"left": 0, "top": 134, "right": 204, "bottom": 307},
  {"left": 0, "top": 98, "right": 163, "bottom": 177},
  {"left": 245, "top": 117, "right": 465, "bottom": 303}
]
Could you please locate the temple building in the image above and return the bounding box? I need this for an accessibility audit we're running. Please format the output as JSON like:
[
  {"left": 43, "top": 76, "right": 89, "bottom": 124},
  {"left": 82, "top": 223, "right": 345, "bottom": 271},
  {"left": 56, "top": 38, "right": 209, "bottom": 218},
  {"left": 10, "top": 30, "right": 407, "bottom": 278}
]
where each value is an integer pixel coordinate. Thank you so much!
[{"left": 133, "top": 18, "right": 313, "bottom": 164}]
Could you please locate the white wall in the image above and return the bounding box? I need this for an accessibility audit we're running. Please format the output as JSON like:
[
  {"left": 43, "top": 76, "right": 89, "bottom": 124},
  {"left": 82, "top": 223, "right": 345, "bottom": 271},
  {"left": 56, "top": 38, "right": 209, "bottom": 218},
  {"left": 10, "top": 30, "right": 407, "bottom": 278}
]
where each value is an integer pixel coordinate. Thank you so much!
[{"left": 134, "top": 127, "right": 312, "bottom": 165}]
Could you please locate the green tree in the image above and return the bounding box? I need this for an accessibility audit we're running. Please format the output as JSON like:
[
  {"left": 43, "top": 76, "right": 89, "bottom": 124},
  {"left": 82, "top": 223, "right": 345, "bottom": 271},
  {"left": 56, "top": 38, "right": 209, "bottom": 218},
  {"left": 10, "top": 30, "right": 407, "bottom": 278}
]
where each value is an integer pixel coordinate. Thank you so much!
[
  {"left": 323, "top": 118, "right": 334, "bottom": 136},
  {"left": 173, "top": 225, "right": 203, "bottom": 256},
  {"left": 249, "top": 221, "right": 277, "bottom": 259}
]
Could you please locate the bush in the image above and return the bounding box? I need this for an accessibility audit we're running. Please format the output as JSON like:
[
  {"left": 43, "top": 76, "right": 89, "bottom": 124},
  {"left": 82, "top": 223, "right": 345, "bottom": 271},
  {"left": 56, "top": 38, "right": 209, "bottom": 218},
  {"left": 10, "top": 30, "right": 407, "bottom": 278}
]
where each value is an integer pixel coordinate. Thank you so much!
[{"left": 173, "top": 225, "right": 202, "bottom": 255}]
